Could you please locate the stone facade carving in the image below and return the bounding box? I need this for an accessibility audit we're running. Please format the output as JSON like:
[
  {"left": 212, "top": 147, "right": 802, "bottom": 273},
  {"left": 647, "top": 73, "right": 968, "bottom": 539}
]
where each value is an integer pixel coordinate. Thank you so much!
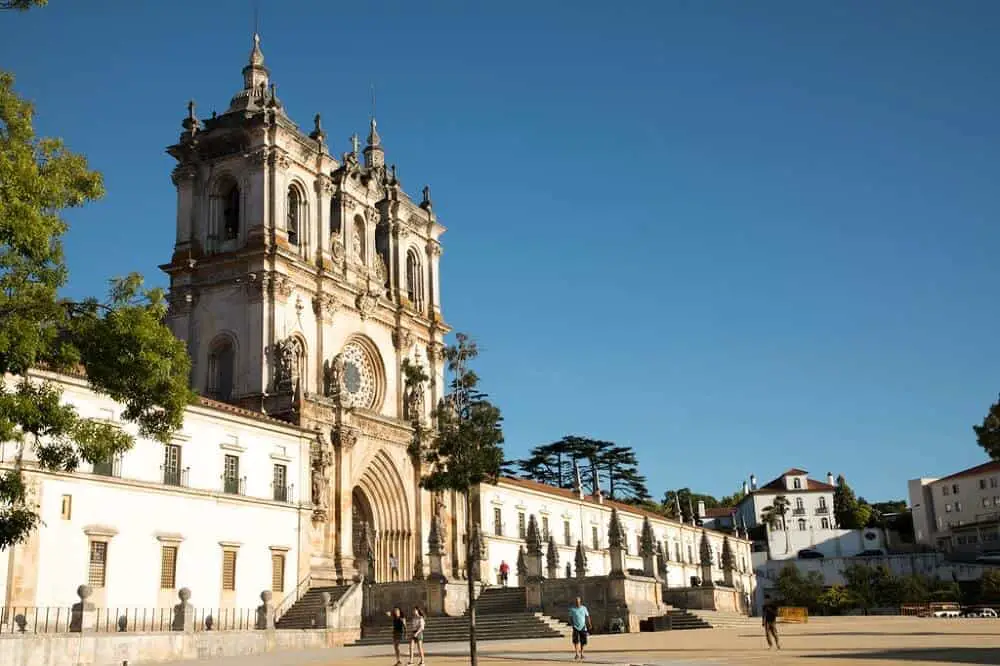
[
  {"left": 332, "top": 426, "right": 359, "bottom": 452},
  {"left": 273, "top": 337, "right": 304, "bottom": 394},
  {"left": 312, "top": 293, "right": 337, "bottom": 322},
  {"left": 392, "top": 328, "right": 414, "bottom": 351},
  {"left": 322, "top": 353, "right": 344, "bottom": 399},
  {"left": 355, "top": 293, "right": 377, "bottom": 319},
  {"left": 330, "top": 236, "right": 346, "bottom": 265}
]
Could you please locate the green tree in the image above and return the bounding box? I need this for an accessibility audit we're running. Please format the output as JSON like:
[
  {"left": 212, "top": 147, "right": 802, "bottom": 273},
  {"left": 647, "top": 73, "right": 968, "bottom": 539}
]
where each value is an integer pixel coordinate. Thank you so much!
[
  {"left": 1, "top": 1, "right": 47, "bottom": 10},
  {"left": 517, "top": 436, "right": 650, "bottom": 501},
  {"left": 662, "top": 488, "right": 720, "bottom": 522},
  {"left": 981, "top": 570, "right": 1000, "bottom": 602},
  {"left": 761, "top": 495, "right": 791, "bottom": 554},
  {"left": 974, "top": 396, "right": 1000, "bottom": 461},
  {"left": 410, "top": 333, "right": 504, "bottom": 666},
  {"left": 817, "top": 585, "right": 853, "bottom": 614},
  {"left": 719, "top": 487, "right": 747, "bottom": 507},
  {"left": 0, "top": 72, "right": 192, "bottom": 548},
  {"left": 775, "top": 565, "right": 824, "bottom": 609},
  {"left": 834, "top": 475, "right": 866, "bottom": 529}
]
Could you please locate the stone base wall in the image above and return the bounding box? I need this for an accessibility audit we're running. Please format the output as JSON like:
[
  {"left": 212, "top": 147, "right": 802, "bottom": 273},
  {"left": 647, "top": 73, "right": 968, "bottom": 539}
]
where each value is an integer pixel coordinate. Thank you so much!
[
  {"left": 535, "top": 574, "right": 664, "bottom": 633},
  {"left": 364, "top": 580, "right": 476, "bottom": 618},
  {"left": 0, "top": 628, "right": 358, "bottom": 666},
  {"left": 664, "top": 585, "right": 741, "bottom": 613}
]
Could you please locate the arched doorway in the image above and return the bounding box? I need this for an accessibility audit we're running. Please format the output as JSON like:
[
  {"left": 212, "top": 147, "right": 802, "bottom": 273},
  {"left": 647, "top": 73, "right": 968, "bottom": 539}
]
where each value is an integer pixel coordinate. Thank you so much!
[{"left": 351, "top": 450, "right": 413, "bottom": 582}]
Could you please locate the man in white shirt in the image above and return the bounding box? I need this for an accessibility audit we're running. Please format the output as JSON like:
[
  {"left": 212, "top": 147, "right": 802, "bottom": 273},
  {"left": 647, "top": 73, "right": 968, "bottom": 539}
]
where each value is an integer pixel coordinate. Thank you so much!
[{"left": 389, "top": 553, "right": 400, "bottom": 581}]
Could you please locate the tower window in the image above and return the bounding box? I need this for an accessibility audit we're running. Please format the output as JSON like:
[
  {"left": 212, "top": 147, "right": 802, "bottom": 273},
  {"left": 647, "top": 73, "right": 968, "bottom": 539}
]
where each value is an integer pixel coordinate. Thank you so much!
[
  {"left": 406, "top": 248, "right": 424, "bottom": 311},
  {"left": 207, "top": 336, "right": 236, "bottom": 402},
  {"left": 222, "top": 184, "right": 240, "bottom": 241},
  {"left": 287, "top": 186, "right": 300, "bottom": 246}
]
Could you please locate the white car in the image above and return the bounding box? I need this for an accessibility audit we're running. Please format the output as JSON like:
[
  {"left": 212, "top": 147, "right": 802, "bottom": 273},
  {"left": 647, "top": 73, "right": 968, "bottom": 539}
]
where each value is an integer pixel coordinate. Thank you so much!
[
  {"left": 933, "top": 609, "right": 961, "bottom": 618},
  {"left": 963, "top": 608, "right": 998, "bottom": 618}
]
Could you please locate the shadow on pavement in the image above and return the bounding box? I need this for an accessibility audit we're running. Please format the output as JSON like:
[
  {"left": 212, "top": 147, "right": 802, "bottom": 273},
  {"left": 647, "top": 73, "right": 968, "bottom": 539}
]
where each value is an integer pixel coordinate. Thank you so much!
[{"left": 806, "top": 647, "right": 1000, "bottom": 664}]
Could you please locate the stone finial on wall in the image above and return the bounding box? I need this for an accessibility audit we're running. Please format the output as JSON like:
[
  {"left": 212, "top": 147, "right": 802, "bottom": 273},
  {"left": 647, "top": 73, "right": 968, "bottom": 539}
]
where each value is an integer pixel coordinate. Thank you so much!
[
  {"left": 608, "top": 507, "right": 625, "bottom": 549},
  {"left": 657, "top": 541, "right": 669, "bottom": 579},
  {"left": 722, "top": 536, "right": 736, "bottom": 587},
  {"left": 171, "top": 587, "right": 195, "bottom": 632},
  {"left": 526, "top": 514, "right": 543, "bottom": 555},
  {"left": 639, "top": 517, "right": 656, "bottom": 557},
  {"left": 69, "top": 584, "right": 96, "bottom": 632},
  {"left": 256, "top": 590, "right": 275, "bottom": 630},
  {"left": 516, "top": 545, "right": 527, "bottom": 581},
  {"left": 574, "top": 540, "right": 588, "bottom": 579},
  {"left": 427, "top": 515, "right": 443, "bottom": 555},
  {"left": 546, "top": 535, "right": 559, "bottom": 578},
  {"left": 699, "top": 531, "right": 712, "bottom": 565}
]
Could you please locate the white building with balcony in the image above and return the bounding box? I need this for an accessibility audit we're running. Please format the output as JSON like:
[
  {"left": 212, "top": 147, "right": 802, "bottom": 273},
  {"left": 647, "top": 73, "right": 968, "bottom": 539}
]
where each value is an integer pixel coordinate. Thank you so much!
[{"left": 909, "top": 460, "right": 1000, "bottom": 554}]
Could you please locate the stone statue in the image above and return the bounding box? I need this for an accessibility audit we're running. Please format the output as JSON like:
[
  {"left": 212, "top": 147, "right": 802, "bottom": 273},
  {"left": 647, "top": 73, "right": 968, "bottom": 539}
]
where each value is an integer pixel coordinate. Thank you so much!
[
  {"left": 352, "top": 228, "right": 363, "bottom": 261},
  {"left": 311, "top": 466, "right": 325, "bottom": 508},
  {"left": 323, "top": 353, "right": 344, "bottom": 398},
  {"left": 274, "top": 339, "right": 294, "bottom": 391}
]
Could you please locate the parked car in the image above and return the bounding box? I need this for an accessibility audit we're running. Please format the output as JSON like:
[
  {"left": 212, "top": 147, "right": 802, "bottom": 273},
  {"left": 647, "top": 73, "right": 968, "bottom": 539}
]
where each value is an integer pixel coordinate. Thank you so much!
[
  {"left": 797, "top": 549, "right": 824, "bottom": 559},
  {"left": 962, "top": 607, "right": 998, "bottom": 618},
  {"left": 932, "top": 609, "right": 961, "bottom": 618},
  {"left": 858, "top": 549, "right": 885, "bottom": 557}
]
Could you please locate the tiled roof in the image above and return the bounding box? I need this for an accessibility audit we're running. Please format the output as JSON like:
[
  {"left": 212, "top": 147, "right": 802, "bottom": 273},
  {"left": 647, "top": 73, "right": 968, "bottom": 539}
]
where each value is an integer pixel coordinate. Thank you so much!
[
  {"left": 195, "top": 396, "right": 304, "bottom": 429},
  {"left": 782, "top": 468, "right": 809, "bottom": 476},
  {"left": 754, "top": 474, "right": 835, "bottom": 494},
  {"left": 703, "top": 507, "right": 736, "bottom": 518},
  {"left": 935, "top": 460, "right": 1000, "bottom": 484}
]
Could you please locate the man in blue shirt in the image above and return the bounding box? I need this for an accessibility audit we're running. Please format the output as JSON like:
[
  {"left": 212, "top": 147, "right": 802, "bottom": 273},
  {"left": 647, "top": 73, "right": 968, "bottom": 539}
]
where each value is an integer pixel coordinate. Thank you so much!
[{"left": 568, "top": 597, "right": 592, "bottom": 660}]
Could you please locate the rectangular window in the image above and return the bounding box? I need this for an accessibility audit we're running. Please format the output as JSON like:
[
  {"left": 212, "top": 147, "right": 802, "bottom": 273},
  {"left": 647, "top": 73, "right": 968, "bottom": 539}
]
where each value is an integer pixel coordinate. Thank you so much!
[
  {"left": 160, "top": 545, "right": 178, "bottom": 589},
  {"left": 271, "top": 553, "right": 285, "bottom": 592},
  {"left": 953, "top": 484, "right": 960, "bottom": 494},
  {"left": 564, "top": 521, "right": 572, "bottom": 547},
  {"left": 163, "top": 444, "right": 182, "bottom": 485},
  {"left": 687, "top": 544, "right": 693, "bottom": 563},
  {"left": 224, "top": 455, "right": 240, "bottom": 494},
  {"left": 992, "top": 477, "right": 998, "bottom": 488},
  {"left": 273, "top": 464, "right": 288, "bottom": 502},
  {"left": 981, "top": 479, "right": 988, "bottom": 490},
  {"left": 943, "top": 486, "right": 950, "bottom": 496},
  {"left": 222, "top": 550, "right": 237, "bottom": 591},
  {"left": 60, "top": 494, "right": 72, "bottom": 520},
  {"left": 92, "top": 455, "right": 118, "bottom": 477},
  {"left": 541, "top": 516, "right": 549, "bottom": 540},
  {"left": 945, "top": 504, "right": 952, "bottom": 512},
  {"left": 591, "top": 525, "right": 599, "bottom": 550},
  {"left": 493, "top": 508, "right": 502, "bottom": 536},
  {"left": 636, "top": 535, "right": 642, "bottom": 553},
  {"left": 984, "top": 498, "right": 991, "bottom": 508},
  {"left": 88, "top": 541, "right": 108, "bottom": 588},
  {"left": 956, "top": 501, "right": 963, "bottom": 512},
  {"left": 674, "top": 542, "right": 681, "bottom": 561},
  {"left": 518, "top": 512, "right": 526, "bottom": 539}
]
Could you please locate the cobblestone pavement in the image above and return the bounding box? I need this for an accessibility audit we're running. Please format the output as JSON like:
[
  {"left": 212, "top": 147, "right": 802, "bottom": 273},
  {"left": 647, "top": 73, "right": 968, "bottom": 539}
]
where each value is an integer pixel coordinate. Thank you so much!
[{"left": 160, "top": 616, "right": 1000, "bottom": 665}]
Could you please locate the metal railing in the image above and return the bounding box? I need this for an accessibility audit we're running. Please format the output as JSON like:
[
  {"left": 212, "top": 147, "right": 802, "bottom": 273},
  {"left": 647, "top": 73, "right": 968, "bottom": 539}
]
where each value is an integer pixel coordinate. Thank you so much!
[
  {"left": 272, "top": 484, "right": 294, "bottom": 503},
  {"left": 791, "top": 508, "right": 806, "bottom": 516},
  {"left": 222, "top": 475, "right": 246, "bottom": 496},
  {"left": 274, "top": 573, "right": 311, "bottom": 623},
  {"left": 161, "top": 466, "right": 190, "bottom": 487},
  {"left": 815, "top": 506, "right": 830, "bottom": 514},
  {"left": 0, "top": 606, "right": 261, "bottom": 634}
]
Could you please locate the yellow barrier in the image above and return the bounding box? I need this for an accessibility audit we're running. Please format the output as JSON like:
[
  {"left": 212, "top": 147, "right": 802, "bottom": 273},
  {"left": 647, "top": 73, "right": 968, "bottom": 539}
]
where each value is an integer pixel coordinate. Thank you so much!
[{"left": 778, "top": 606, "right": 809, "bottom": 623}]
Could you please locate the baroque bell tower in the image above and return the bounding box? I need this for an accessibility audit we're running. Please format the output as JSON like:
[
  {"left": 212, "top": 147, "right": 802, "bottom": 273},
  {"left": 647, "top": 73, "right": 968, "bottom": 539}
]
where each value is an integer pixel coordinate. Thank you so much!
[{"left": 161, "top": 34, "right": 455, "bottom": 584}]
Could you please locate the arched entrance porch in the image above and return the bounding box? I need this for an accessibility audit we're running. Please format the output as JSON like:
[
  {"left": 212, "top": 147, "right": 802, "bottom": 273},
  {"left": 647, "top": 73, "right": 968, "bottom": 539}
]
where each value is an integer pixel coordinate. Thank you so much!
[{"left": 350, "top": 450, "right": 413, "bottom": 582}]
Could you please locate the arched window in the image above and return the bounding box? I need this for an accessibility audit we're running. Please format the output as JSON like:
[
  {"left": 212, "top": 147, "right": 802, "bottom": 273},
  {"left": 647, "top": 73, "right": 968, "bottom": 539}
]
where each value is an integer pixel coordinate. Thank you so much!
[
  {"left": 329, "top": 198, "right": 340, "bottom": 236},
  {"left": 793, "top": 478, "right": 802, "bottom": 489},
  {"left": 406, "top": 249, "right": 424, "bottom": 311},
  {"left": 207, "top": 336, "right": 236, "bottom": 402},
  {"left": 287, "top": 186, "right": 301, "bottom": 246},
  {"left": 797, "top": 519, "right": 807, "bottom": 531},
  {"left": 821, "top": 517, "right": 830, "bottom": 529},
  {"left": 222, "top": 183, "right": 240, "bottom": 241}
]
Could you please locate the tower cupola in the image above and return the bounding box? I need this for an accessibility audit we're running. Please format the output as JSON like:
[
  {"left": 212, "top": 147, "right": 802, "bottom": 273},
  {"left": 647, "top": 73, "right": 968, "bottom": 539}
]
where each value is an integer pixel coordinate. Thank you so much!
[{"left": 227, "top": 33, "right": 274, "bottom": 113}]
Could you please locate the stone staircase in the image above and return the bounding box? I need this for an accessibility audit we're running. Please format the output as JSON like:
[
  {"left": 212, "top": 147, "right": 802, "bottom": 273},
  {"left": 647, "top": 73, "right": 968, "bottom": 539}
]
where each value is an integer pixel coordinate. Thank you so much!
[
  {"left": 275, "top": 585, "right": 352, "bottom": 630},
  {"left": 351, "top": 586, "right": 570, "bottom": 646},
  {"left": 642, "top": 609, "right": 756, "bottom": 631},
  {"left": 687, "top": 609, "right": 759, "bottom": 629}
]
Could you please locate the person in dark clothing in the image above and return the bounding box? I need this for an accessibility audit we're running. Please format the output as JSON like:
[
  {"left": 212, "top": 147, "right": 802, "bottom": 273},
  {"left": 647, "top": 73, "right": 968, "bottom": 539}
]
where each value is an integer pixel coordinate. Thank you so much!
[
  {"left": 762, "top": 594, "right": 780, "bottom": 650},
  {"left": 388, "top": 606, "right": 405, "bottom": 665}
]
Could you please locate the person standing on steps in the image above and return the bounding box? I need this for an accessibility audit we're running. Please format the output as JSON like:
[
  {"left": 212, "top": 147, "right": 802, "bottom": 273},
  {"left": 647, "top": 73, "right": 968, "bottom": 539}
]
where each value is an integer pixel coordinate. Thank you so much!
[
  {"left": 568, "top": 596, "right": 592, "bottom": 661},
  {"left": 387, "top": 607, "right": 405, "bottom": 666},
  {"left": 407, "top": 606, "right": 426, "bottom": 665},
  {"left": 762, "top": 594, "right": 781, "bottom": 650},
  {"left": 498, "top": 559, "right": 510, "bottom": 587}
]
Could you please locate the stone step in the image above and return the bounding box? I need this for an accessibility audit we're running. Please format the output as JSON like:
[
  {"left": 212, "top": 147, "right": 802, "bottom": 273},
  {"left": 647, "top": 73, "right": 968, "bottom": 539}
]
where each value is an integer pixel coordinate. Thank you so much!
[
  {"left": 353, "top": 612, "right": 568, "bottom": 646},
  {"left": 275, "top": 585, "right": 352, "bottom": 630}
]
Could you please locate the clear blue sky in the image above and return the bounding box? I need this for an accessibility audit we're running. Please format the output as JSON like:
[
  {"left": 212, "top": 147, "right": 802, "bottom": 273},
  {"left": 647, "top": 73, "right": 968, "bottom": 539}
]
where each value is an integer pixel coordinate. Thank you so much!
[{"left": 3, "top": 1, "right": 998, "bottom": 504}]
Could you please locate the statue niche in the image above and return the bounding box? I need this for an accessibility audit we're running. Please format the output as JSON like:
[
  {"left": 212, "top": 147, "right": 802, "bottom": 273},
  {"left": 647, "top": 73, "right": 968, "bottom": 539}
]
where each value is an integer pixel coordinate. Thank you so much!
[
  {"left": 401, "top": 358, "right": 428, "bottom": 424},
  {"left": 322, "top": 353, "right": 345, "bottom": 403},
  {"left": 273, "top": 337, "right": 305, "bottom": 397}
]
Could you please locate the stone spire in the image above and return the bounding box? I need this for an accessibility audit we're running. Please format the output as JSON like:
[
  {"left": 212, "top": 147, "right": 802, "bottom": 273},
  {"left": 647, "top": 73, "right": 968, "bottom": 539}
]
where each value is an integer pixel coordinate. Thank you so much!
[
  {"left": 363, "top": 117, "right": 385, "bottom": 169},
  {"left": 228, "top": 33, "right": 274, "bottom": 113},
  {"left": 574, "top": 541, "right": 587, "bottom": 578}
]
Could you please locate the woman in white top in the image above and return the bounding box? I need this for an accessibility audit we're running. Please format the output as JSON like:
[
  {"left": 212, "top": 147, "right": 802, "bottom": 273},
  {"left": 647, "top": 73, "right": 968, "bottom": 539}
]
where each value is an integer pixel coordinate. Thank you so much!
[{"left": 407, "top": 606, "right": 426, "bottom": 665}]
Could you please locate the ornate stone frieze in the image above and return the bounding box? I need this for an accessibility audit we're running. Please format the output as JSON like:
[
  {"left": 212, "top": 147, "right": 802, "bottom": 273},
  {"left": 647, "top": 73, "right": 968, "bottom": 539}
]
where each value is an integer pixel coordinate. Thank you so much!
[
  {"left": 392, "top": 328, "right": 414, "bottom": 351},
  {"left": 312, "top": 293, "right": 338, "bottom": 322},
  {"left": 359, "top": 418, "right": 411, "bottom": 445},
  {"left": 355, "top": 293, "right": 377, "bottom": 319}
]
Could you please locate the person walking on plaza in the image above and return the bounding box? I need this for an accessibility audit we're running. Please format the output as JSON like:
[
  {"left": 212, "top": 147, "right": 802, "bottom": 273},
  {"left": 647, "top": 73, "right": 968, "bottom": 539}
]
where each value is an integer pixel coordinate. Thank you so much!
[
  {"left": 387, "top": 606, "right": 405, "bottom": 666},
  {"left": 568, "top": 596, "right": 592, "bottom": 661},
  {"left": 389, "top": 552, "right": 400, "bottom": 581},
  {"left": 407, "top": 606, "right": 426, "bottom": 665},
  {"left": 498, "top": 559, "right": 510, "bottom": 587},
  {"left": 762, "top": 594, "right": 781, "bottom": 650}
]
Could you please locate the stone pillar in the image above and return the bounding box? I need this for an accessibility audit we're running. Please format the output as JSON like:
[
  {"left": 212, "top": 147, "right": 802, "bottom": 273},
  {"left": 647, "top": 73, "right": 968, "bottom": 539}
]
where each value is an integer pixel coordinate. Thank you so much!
[
  {"left": 315, "top": 591, "right": 332, "bottom": 628},
  {"left": 574, "top": 541, "right": 588, "bottom": 579},
  {"left": 427, "top": 515, "right": 446, "bottom": 580},
  {"left": 545, "top": 535, "right": 559, "bottom": 580},
  {"left": 255, "top": 590, "right": 275, "bottom": 630},
  {"left": 640, "top": 517, "right": 658, "bottom": 580},
  {"left": 69, "top": 585, "right": 96, "bottom": 632},
  {"left": 525, "top": 515, "right": 544, "bottom": 580},
  {"left": 657, "top": 542, "right": 669, "bottom": 584},
  {"left": 607, "top": 507, "right": 625, "bottom": 576},
  {"left": 722, "top": 536, "right": 736, "bottom": 587},
  {"left": 171, "top": 587, "right": 195, "bottom": 632},
  {"left": 699, "top": 531, "right": 714, "bottom": 588}
]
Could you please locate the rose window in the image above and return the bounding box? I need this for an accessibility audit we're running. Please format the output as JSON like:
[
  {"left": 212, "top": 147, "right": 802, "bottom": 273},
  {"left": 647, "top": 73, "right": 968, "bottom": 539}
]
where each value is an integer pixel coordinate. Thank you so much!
[{"left": 341, "top": 341, "right": 376, "bottom": 409}]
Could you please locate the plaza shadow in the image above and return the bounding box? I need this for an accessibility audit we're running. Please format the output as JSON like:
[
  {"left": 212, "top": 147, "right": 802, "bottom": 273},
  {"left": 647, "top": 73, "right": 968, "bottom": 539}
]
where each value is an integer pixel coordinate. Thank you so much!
[{"left": 808, "top": 647, "right": 1000, "bottom": 664}]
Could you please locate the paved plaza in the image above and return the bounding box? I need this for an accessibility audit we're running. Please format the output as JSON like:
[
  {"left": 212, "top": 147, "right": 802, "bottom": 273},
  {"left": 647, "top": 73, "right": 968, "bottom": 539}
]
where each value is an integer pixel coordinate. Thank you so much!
[{"left": 162, "top": 616, "right": 1000, "bottom": 666}]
